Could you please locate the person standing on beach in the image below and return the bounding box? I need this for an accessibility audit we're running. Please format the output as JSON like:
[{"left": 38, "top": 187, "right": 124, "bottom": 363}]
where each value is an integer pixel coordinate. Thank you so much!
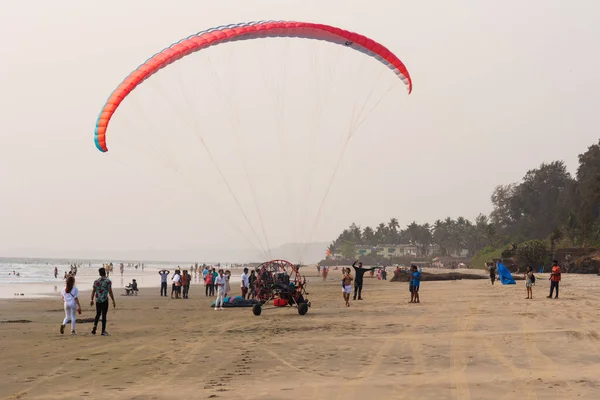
[
  {"left": 211, "top": 268, "right": 218, "bottom": 296},
  {"left": 548, "top": 260, "right": 561, "bottom": 299},
  {"left": 90, "top": 267, "right": 115, "bottom": 336},
  {"left": 224, "top": 270, "right": 232, "bottom": 297},
  {"left": 171, "top": 270, "right": 182, "bottom": 299},
  {"left": 409, "top": 265, "right": 421, "bottom": 303},
  {"left": 341, "top": 268, "right": 353, "bottom": 307},
  {"left": 352, "top": 261, "right": 376, "bottom": 300},
  {"left": 214, "top": 269, "right": 226, "bottom": 310},
  {"left": 60, "top": 276, "right": 81, "bottom": 335},
  {"left": 204, "top": 270, "right": 214, "bottom": 297},
  {"left": 54, "top": 266, "right": 58, "bottom": 279},
  {"left": 181, "top": 270, "right": 191, "bottom": 299},
  {"left": 525, "top": 266, "right": 534, "bottom": 299},
  {"left": 241, "top": 268, "right": 250, "bottom": 299},
  {"left": 488, "top": 263, "right": 496, "bottom": 285},
  {"left": 248, "top": 270, "right": 257, "bottom": 299},
  {"left": 158, "top": 269, "right": 170, "bottom": 297}
]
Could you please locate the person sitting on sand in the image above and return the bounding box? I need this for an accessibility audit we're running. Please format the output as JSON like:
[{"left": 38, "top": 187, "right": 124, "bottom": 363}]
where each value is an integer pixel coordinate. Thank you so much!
[
  {"left": 525, "top": 266, "right": 534, "bottom": 299},
  {"left": 125, "top": 279, "right": 138, "bottom": 295},
  {"left": 60, "top": 276, "right": 81, "bottom": 335},
  {"left": 352, "top": 261, "right": 377, "bottom": 301},
  {"left": 409, "top": 265, "right": 421, "bottom": 303},
  {"left": 341, "top": 268, "right": 353, "bottom": 307}
]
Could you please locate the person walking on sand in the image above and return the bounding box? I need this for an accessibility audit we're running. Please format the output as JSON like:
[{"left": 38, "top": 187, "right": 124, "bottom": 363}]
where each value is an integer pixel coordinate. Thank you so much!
[
  {"left": 525, "top": 266, "right": 535, "bottom": 299},
  {"left": 90, "top": 267, "right": 115, "bottom": 336},
  {"left": 548, "top": 260, "right": 561, "bottom": 299},
  {"left": 60, "top": 276, "right": 81, "bottom": 335},
  {"left": 241, "top": 268, "right": 250, "bottom": 299},
  {"left": 352, "top": 261, "right": 377, "bottom": 300},
  {"left": 158, "top": 269, "right": 170, "bottom": 297},
  {"left": 214, "top": 269, "right": 226, "bottom": 310},
  {"left": 409, "top": 265, "right": 421, "bottom": 303},
  {"left": 341, "top": 268, "right": 353, "bottom": 307}
]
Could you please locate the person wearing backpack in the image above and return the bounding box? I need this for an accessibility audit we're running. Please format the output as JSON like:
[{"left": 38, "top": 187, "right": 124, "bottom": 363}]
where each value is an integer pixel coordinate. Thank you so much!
[{"left": 524, "top": 266, "right": 535, "bottom": 299}]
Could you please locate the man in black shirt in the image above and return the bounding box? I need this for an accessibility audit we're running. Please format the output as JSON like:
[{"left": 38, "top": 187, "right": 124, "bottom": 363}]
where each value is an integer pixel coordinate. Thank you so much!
[{"left": 352, "top": 261, "right": 376, "bottom": 300}]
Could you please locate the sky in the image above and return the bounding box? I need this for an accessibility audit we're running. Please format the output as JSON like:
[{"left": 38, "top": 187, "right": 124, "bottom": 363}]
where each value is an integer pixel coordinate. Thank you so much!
[{"left": 0, "top": 0, "right": 599, "bottom": 262}]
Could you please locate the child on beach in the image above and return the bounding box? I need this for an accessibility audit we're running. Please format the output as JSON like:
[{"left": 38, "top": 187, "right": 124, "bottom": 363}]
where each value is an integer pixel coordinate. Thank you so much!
[
  {"left": 409, "top": 265, "right": 421, "bottom": 304},
  {"left": 342, "top": 268, "right": 353, "bottom": 307},
  {"left": 525, "top": 266, "right": 534, "bottom": 299},
  {"left": 60, "top": 276, "right": 81, "bottom": 335}
]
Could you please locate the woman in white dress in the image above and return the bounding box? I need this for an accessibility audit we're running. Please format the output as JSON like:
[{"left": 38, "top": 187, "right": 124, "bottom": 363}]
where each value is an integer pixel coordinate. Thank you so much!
[{"left": 60, "top": 276, "right": 82, "bottom": 335}]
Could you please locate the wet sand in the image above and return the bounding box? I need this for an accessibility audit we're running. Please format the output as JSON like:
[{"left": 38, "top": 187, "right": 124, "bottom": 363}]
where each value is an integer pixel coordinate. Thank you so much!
[{"left": 1, "top": 269, "right": 600, "bottom": 399}]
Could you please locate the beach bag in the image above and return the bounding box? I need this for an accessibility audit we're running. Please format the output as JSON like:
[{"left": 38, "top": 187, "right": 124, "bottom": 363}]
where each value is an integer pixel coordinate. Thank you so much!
[{"left": 530, "top": 274, "right": 536, "bottom": 284}]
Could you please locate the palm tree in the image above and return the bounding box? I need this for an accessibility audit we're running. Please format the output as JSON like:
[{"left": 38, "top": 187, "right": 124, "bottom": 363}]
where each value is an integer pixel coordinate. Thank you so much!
[
  {"left": 375, "top": 223, "right": 388, "bottom": 244},
  {"left": 387, "top": 218, "right": 400, "bottom": 244},
  {"left": 363, "top": 226, "right": 376, "bottom": 246}
]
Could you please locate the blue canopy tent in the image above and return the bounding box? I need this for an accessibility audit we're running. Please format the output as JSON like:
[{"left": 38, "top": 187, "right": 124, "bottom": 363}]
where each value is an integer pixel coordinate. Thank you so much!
[{"left": 497, "top": 262, "right": 516, "bottom": 285}]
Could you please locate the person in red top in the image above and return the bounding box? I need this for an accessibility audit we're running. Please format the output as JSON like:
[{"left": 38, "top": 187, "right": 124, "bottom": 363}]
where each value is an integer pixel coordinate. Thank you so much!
[
  {"left": 181, "top": 270, "right": 191, "bottom": 299},
  {"left": 204, "top": 271, "right": 214, "bottom": 297},
  {"left": 548, "top": 260, "right": 561, "bottom": 299}
]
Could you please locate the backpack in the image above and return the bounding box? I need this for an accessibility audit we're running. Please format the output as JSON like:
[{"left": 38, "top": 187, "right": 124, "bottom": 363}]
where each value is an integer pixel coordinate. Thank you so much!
[{"left": 530, "top": 274, "right": 536, "bottom": 284}]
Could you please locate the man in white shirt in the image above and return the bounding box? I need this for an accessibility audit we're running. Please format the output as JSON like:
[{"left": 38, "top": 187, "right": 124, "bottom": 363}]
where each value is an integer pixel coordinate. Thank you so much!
[
  {"left": 171, "top": 270, "right": 181, "bottom": 299},
  {"left": 214, "top": 269, "right": 226, "bottom": 310},
  {"left": 240, "top": 268, "right": 250, "bottom": 299}
]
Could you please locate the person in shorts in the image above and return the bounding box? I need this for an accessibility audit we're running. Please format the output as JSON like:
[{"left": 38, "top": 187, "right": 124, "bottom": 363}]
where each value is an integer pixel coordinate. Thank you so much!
[
  {"left": 341, "top": 268, "right": 353, "bottom": 307},
  {"left": 524, "top": 266, "right": 534, "bottom": 299}
]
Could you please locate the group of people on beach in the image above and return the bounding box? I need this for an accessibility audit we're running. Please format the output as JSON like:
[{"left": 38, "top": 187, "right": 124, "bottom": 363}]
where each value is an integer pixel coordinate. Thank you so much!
[
  {"left": 157, "top": 269, "right": 193, "bottom": 299},
  {"left": 339, "top": 261, "right": 421, "bottom": 306},
  {"left": 58, "top": 258, "right": 563, "bottom": 337},
  {"left": 487, "top": 260, "right": 562, "bottom": 299}
]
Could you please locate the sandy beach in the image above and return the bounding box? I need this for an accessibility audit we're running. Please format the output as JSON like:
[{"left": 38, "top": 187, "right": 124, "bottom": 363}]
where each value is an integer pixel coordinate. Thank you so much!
[{"left": 1, "top": 268, "right": 600, "bottom": 400}]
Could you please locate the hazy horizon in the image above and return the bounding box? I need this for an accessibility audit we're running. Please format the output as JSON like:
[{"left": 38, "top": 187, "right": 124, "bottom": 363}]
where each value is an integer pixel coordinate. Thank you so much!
[{"left": 1, "top": 0, "right": 598, "bottom": 262}]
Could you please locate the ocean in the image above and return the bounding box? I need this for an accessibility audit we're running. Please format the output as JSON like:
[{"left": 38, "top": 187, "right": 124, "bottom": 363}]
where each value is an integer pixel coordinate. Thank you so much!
[{"left": 0, "top": 257, "right": 240, "bottom": 299}]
